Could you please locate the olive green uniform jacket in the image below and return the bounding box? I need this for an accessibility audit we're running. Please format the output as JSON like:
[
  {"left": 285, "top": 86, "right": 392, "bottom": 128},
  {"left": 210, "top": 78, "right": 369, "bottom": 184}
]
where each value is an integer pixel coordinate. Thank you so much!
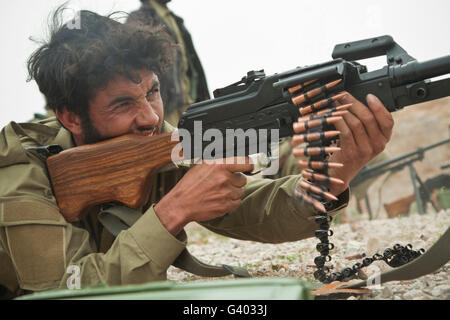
[{"left": 0, "top": 118, "right": 348, "bottom": 298}]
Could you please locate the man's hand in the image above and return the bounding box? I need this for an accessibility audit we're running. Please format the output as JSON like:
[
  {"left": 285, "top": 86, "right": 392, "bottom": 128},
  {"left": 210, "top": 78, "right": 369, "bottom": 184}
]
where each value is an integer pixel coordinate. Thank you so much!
[
  {"left": 154, "top": 157, "right": 254, "bottom": 236},
  {"left": 327, "top": 92, "right": 394, "bottom": 196}
]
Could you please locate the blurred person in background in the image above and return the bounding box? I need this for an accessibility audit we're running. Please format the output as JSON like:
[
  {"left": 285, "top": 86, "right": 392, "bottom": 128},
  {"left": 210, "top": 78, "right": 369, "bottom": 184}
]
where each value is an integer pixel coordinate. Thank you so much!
[{"left": 127, "top": 0, "right": 210, "bottom": 126}]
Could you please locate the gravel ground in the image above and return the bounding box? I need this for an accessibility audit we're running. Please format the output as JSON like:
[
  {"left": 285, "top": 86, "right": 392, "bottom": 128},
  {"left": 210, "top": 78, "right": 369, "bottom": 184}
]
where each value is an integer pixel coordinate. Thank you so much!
[{"left": 167, "top": 209, "right": 450, "bottom": 300}]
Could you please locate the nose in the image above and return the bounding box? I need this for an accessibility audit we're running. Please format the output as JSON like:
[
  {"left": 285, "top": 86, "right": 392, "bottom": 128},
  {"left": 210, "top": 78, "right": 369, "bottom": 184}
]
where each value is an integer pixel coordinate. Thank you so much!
[{"left": 135, "top": 100, "right": 159, "bottom": 129}]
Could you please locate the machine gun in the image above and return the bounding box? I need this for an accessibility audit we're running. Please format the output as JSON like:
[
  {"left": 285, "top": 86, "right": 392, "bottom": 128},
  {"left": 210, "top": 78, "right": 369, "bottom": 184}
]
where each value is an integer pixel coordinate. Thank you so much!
[
  {"left": 45, "top": 35, "right": 450, "bottom": 223},
  {"left": 178, "top": 35, "right": 450, "bottom": 157},
  {"left": 351, "top": 138, "right": 450, "bottom": 217}
]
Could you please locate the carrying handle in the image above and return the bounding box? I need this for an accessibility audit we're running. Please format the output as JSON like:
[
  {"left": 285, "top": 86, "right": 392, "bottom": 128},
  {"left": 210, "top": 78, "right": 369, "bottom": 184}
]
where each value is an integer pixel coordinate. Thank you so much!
[
  {"left": 332, "top": 35, "right": 415, "bottom": 65},
  {"left": 332, "top": 35, "right": 395, "bottom": 61}
]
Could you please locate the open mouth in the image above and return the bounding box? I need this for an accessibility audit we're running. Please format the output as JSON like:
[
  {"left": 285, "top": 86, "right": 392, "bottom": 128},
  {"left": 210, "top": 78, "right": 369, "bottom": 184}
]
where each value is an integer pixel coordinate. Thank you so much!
[{"left": 139, "top": 127, "right": 158, "bottom": 136}]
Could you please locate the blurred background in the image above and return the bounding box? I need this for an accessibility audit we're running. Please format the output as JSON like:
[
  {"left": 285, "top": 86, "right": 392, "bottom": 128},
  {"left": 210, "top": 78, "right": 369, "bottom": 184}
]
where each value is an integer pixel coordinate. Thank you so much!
[
  {"left": 1, "top": 0, "right": 449, "bottom": 127},
  {"left": 0, "top": 0, "right": 449, "bottom": 218}
]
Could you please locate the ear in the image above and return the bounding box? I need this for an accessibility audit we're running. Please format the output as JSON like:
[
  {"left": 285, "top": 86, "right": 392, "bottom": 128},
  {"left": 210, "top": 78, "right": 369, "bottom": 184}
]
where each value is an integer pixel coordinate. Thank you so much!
[{"left": 55, "top": 107, "right": 83, "bottom": 136}]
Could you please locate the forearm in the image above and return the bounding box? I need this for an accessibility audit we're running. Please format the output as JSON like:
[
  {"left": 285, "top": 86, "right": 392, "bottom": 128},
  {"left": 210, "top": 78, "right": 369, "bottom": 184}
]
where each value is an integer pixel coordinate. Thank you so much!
[
  {"left": 199, "top": 175, "right": 349, "bottom": 243},
  {"left": 154, "top": 192, "right": 190, "bottom": 236}
]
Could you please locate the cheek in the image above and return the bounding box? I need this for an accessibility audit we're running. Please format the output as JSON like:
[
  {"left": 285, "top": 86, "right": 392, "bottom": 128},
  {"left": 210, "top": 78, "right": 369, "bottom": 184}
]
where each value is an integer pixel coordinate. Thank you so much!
[
  {"left": 98, "top": 113, "right": 136, "bottom": 137},
  {"left": 157, "top": 103, "right": 164, "bottom": 122},
  {"left": 153, "top": 99, "right": 164, "bottom": 125}
]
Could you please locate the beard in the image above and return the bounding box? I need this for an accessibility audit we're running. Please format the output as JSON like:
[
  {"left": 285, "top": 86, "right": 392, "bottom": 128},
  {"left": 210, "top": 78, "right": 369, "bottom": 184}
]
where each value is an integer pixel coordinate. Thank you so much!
[{"left": 80, "top": 115, "right": 104, "bottom": 145}]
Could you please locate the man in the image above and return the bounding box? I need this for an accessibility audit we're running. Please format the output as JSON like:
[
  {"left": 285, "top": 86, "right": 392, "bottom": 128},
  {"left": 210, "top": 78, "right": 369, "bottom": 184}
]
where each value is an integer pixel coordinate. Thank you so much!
[
  {"left": 0, "top": 9, "right": 393, "bottom": 298},
  {"left": 127, "top": 0, "right": 210, "bottom": 127}
]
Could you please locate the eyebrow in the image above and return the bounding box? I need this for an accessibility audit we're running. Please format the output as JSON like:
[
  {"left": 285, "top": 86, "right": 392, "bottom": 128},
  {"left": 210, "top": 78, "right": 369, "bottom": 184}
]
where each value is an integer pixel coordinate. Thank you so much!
[{"left": 106, "top": 80, "right": 160, "bottom": 108}]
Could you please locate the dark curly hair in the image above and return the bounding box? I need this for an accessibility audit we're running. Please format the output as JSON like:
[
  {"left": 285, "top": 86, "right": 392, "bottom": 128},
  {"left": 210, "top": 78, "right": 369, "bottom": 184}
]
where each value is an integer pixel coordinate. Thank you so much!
[{"left": 27, "top": 6, "right": 176, "bottom": 120}]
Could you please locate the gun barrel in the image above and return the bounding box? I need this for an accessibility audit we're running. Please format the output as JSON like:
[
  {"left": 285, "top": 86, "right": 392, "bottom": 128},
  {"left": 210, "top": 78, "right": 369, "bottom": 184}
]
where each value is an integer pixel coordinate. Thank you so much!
[
  {"left": 392, "top": 55, "right": 450, "bottom": 85},
  {"left": 351, "top": 138, "right": 450, "bottom": 187}
]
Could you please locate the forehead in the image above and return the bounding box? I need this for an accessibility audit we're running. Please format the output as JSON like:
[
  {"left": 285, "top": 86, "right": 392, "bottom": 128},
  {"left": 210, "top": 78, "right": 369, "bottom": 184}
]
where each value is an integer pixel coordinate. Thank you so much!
[{"left": 90, "top": 70, "right": 158, "bottom": 102}]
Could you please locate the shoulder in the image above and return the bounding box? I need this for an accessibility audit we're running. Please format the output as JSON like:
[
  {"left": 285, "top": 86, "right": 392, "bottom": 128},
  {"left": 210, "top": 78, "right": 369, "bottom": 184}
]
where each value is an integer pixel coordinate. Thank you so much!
[{"left": 0, "top": 118, "right": 66, "bottom": 205}]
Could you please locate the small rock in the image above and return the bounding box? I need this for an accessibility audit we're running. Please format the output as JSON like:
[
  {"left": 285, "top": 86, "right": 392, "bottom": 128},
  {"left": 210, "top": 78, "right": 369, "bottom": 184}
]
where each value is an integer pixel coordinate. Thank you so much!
[
  {"left": 380, "top": 286, "right": 393, "bottom": 299},
  {"left": 412, "top": 281, "right": 425, "bottom": 290},
  {"left": 347, "top": 240, "right": 364, "bottom": 251},
  {"left": 357, "top": 269, "right": 368, "bottom": 280},
  {"left": 367, "top": 238, "right": 381, "bottom": 256},
  {"left": 393, "top": 295, "right": 402, "bottom": 300},
  {"left": 431, "top": 285, "right": 450, "bottom": 297},
  {"left": 403, "top": 289, "right": 423, "bottom": 300},
  {"left": 420, "top": 279, "right": 431, "bottom": 288}
]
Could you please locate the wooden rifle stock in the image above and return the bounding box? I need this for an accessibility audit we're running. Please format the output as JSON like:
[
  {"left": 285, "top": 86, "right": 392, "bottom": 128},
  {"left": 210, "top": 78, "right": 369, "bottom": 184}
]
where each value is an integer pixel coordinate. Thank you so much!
[{"left": 47, "top": 132, "right": 180, "bottom": 222}]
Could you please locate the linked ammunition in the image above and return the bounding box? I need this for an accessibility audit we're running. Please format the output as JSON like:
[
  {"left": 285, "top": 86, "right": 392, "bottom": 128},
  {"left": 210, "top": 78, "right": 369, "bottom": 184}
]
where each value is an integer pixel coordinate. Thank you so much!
[
  {"left": 288, "top": 79, "right": 317, "bottom": 94},
  {"left": 293, "top": 116, "right": 342, "bottom": 133},
  {"left": 292, "top": 79, "right": 342, "bottom": 105},
  {"left": 291, "top": 130, "right": 340, "bottom": 146},
  {"left": 315, "top": 104, "right": 352, "bottom": 117},
  {"left": 299, "top": 92, "right": 347, "bottom": 115},
  {"left": 298, "top": 180, "right": 338, "bottom": 202},
  {"left": 298, "top": 109, "right": 349, "bottom": 122},
  {"left": 293, "top": 187, "right": 326, "bottom": 213},
  {"left": 302, "top": 169, "right": 345, "bottom": 185},
  {"left": 298, "top": 160, "right": 344, "bottom": 170},
  {"left": 293, "top": 146, "right": 341, "bottom": 157}
]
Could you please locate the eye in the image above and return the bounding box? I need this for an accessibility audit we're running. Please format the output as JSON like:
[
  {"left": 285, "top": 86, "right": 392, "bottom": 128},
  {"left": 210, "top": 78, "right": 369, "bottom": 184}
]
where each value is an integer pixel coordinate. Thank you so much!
[
  {"left": 117, "top": 101, "right": 131, "bottom": 108},
  {"left": 146, "top": 86, "right": 160, "bottom": 101}
]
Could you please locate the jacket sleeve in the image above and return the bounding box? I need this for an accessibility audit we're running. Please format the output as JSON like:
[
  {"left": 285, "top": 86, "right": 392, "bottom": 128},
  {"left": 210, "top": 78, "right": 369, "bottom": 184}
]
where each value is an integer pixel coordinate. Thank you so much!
[
  {"left": 0, "top": 197, "right": 186, "bottom": 292},
  {"left": 199, "top": 174, "right": 349, "bottom": 243}
]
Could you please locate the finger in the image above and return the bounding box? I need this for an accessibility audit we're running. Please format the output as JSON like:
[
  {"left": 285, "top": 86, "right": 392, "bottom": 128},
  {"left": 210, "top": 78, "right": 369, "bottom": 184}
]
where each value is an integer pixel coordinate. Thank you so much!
[
  {"left": 227, "top": 199, "right": 242, "bottom": 212},
  {"left": 339, "top": 93, "right": 389, "bottom": 146},
  {"left": 342, "top": 110, "right": 373, "bottom": 152},
  {"left": 331, "top": 91, "right": 346, "bottom": 108},
  {"left": 220, "top": 157, "right": 255, "bottom": 173},
  {"left": 228, "top": 172, "right": 247, "bottom": 188},
  {"left": 366, "top": 94, "right": 394, "bottom": 141},
  {"left": 331, "top": 112, "right": 357, "bottom": 151},
  {"left": 229, "top": 186, "right": 245, "bottom": 201}
]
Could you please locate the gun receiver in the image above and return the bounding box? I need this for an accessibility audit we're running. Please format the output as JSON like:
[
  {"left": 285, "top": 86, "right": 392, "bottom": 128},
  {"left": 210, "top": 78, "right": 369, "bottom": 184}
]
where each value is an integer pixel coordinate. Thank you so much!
[
  {"left": 46, "top": 35, "right": 450, "bottom": 222},
  {"left": 179, "top": 36, "right": 450, "bottom": 144}
]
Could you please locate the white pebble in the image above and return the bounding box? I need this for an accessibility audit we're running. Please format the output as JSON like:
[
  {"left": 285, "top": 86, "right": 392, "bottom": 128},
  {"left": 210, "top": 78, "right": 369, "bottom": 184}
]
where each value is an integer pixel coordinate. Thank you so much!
[
  {"left": 380, "top": 286, "right": 393, "bottom": 299},
  {"left": 403, "top": 289, "right": 423, "bottom": 300},
  {"left": 431, "top": 285, "right": 450, "bottom": 297}
]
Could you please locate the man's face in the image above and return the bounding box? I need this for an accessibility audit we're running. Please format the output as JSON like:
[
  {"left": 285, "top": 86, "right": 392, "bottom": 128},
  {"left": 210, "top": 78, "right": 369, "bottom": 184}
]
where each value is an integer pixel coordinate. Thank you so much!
[{"left": 82, "top": 69, "right": 164, "bottom": 144}]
